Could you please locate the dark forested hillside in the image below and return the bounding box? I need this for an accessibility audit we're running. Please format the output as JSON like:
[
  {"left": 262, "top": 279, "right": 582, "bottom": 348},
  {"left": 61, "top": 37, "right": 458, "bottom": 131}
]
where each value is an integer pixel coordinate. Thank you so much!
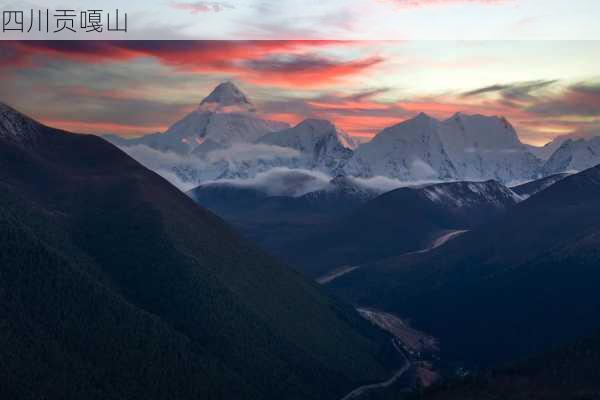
[
  {"left": 510, "top": 172, "right": 571, "bottom": 198},
  {"left": 0, "top": 103, "right": 398, "bottom": 400},
  {"left": 329, "top": 164, "right": 600, "bottom": 368},
  {"left": 187, "top": 175, "right": 381, "bottom": 271},
  {"left": 191, "top": 179, "right": 519, "bottom": 278},
  {"left": 281, "top": 180, "right": 519, "bottom": 277},
  {"left": 415, "top": 329, "right": 600, "bottom": 400},
  {"left": 355, "top": 330, "right": 600, "bottom": 400}
]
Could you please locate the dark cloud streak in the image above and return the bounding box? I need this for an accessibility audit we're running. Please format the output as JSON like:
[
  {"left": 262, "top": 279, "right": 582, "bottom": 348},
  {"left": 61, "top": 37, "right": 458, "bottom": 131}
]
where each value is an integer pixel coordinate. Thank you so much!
[
  {"left": 462, "top": 80, "right": 556, "bottom": 100},
  {"left": 527, "top": 81, "right": 600, "bottom": 117},
  {"left": 1, "top": 41, "right": 376, "bottom": 88}
]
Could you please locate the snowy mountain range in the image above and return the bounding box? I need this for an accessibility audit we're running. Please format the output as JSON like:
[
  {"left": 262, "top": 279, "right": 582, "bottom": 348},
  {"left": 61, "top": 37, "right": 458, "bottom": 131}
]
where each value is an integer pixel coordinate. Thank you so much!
[
  {"left": 526, "top": 130, "right": 600, "bottom": 161},
  {"left": 542, "top": 136, "right": 600, "bottom": 175},
  {"left": 256, "top": 119, "right": 357, "bottom": 171},
  {"left": 104, "top": 82, "right": 600, "bottom": 187},
  {"left": 106, "top": 82, "right": 359, "bottom": 183},
  {"left": 344, "top": 112, "right": 541, "bottom": 184},
  {"left": 343, "top": 113, "right": 456, "bottom": 180}
]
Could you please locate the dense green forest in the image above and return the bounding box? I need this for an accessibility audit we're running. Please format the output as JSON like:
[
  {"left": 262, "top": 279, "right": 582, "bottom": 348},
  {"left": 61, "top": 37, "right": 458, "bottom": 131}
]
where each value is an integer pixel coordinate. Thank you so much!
[{"left": 0, "top": 104, "right": 399, "bottom": 399}]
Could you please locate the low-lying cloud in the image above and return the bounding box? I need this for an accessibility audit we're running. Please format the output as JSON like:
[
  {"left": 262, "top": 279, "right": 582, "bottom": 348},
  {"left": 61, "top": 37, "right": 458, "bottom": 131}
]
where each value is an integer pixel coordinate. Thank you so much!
[
  {"left": 205, "top": 168, "right": 446, "bottom": 197},
  {"left": 206, "top": 143, "right": 300, "bottom": 163},
  {"left": 348, "top": 175, "right": 444, "bottom": 192},
  {"left": 117, "top": 142, "right": 303, "bottom": 190},
  {"left": 118, "top": 144, "right": 458, "bottom": 197},
  {"left": 117, "top": 144, "right": 208, "bottom": 190},
  {"left": 204, "top": 168, "right": 332, "bottom": 197}
]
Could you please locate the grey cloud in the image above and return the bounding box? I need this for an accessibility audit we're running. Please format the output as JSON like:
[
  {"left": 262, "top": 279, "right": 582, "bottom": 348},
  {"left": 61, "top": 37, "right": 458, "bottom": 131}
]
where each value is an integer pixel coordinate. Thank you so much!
[
  {"left": 117, "top": 144, "right": 208, "bottom": 190},
  {"left": 462, "top": 80, "right": 557, "bottom": 101},
  {"left": 462, "top": 84, "right": 511, "bottom": 97},
  {"left": 527, "top": 81, "right": 600, "bottom": 117},
  {"left": 347, "top": 176, "right": 444, "bottom": 192},
  {"left": 205, "top": 143, "right": 301, "bottom": 163},
  {"left": 206, "top": 168, "right": 331, "bottom": 197}
]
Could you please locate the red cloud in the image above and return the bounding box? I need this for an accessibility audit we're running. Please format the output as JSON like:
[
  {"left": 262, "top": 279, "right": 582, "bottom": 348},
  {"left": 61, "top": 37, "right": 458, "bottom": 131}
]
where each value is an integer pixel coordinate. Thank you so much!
[
  {"left": 5, "top": 40, "right": 316, "bottom": 65},
  {"left": 3, "top": 41, "right": 377, "bottom": 89},
  {"left": 240, "top": 55, "right": 383, "bottom": 88},
  {"left": 113, "top": 42, "right": 380, "bottom": 88}
]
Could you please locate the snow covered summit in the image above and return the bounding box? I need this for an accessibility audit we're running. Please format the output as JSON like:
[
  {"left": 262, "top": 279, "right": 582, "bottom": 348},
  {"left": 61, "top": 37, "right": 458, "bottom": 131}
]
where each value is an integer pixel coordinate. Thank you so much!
[
  {"left": 343, "top": 112, "right": 456, "bottom": 180},
  {"left": 438, "top": 112, "right": 540, "bottom": 183},
  {"left": 266, "top": 118, "right": 358, "bottom": 150},
  {"left": 543, "top": 137, "right": 600, "bottom": 175},
  {"left": 104, "top": 82, "right": 288, "bottom": 154},
  {"left": 198, "top": 81, "right": 256, "bottom": 112},
  {"left": 344, "top": 112, "right": 541, "bottom": 184},
  {"left": 258, "top": 118, "right": 357, "bottom": 173}
]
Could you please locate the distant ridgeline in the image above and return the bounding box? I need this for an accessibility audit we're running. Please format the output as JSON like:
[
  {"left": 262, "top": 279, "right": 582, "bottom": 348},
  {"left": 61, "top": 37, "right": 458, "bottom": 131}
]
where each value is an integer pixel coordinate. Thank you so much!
[{"left": 105, "top": 82, "right": 600, "bottom": 187}]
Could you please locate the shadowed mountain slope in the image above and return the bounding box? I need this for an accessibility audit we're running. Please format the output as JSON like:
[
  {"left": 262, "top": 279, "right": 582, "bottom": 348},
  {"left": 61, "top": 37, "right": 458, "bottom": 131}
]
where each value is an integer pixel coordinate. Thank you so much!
[
  {"left": 281, "top": 180, "right": 519, "bottom": 277},
  {"left": 330, "top": 164, "right": 600, "bottom": 368},
  {"left": 0, "top": 103, "right": 397, "bottom": 400}
]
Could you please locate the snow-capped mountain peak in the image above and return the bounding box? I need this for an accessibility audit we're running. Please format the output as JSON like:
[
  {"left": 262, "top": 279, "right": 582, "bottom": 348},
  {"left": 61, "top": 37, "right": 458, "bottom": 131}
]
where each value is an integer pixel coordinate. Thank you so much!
[
  {"left": 247, "top": 118, "right": 357, "bottom": 176},
  {"left": 542, "top": 136, "right": 600, "bottom": 175},
  {"left": 527, "top": 131, "right": 600, "bottom": 161},
  {"left": 384, "top": 113, "right": 439, "bottom": 134},
  {"left": 263, "top": 118, "right": 357, "bottom": 150},
  {"left": 298, "top": 118, "right": 335, "bottom": 131},
  {"left": 105, "top": 82, "right": 288, "bottom": 156},
  {"left": 296, "top": 118, "right": 336, "bottom": 133},
  {"left": 198, "top": 81, "right": 255, "bottom": 112},
  {"left": 414, "top": 112, "right": 437, "bottom": 122},
  {"left": 343, "top": 113, "right": 454, "bottom": 180},
  {"left": 343, "top": 112, "right": 540, "bottom": 183},
  {"left": 437, "top": 113, "right": 540, "bottom": 183},
  {"left": 441, "top": 113, "right": 521, "bottom": 148}
]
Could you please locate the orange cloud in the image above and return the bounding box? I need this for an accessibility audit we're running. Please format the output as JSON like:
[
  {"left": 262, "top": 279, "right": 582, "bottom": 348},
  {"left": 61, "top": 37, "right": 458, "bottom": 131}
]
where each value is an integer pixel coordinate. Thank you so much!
[
  {"left": 239, "top": 56, "right": 383, "bottom": 88},
  {"left": 5, "top": 41, "right": 377, "bottom": 89},
  {"left": 40, "top": 118, "right": 168, "bottom": 136}
]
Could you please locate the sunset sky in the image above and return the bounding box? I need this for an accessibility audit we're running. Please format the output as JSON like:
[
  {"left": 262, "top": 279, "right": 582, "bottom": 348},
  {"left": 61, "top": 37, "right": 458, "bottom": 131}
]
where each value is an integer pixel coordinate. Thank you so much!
[{"left": 1, "top": 40, "right": 599, "bottom": 145}]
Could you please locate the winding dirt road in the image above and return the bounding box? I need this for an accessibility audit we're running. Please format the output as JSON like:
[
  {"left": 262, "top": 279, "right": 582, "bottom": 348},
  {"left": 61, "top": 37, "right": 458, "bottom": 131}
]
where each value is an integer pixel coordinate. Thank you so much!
[
  {"left": 317, "top": 265, "right": 360, "bottom": 284},
  {"left": 318, "top": 229, "right": 467, "bottom": 285},
  {"left": 405, "top": 229, "right": 468, "bottom": 255}
]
